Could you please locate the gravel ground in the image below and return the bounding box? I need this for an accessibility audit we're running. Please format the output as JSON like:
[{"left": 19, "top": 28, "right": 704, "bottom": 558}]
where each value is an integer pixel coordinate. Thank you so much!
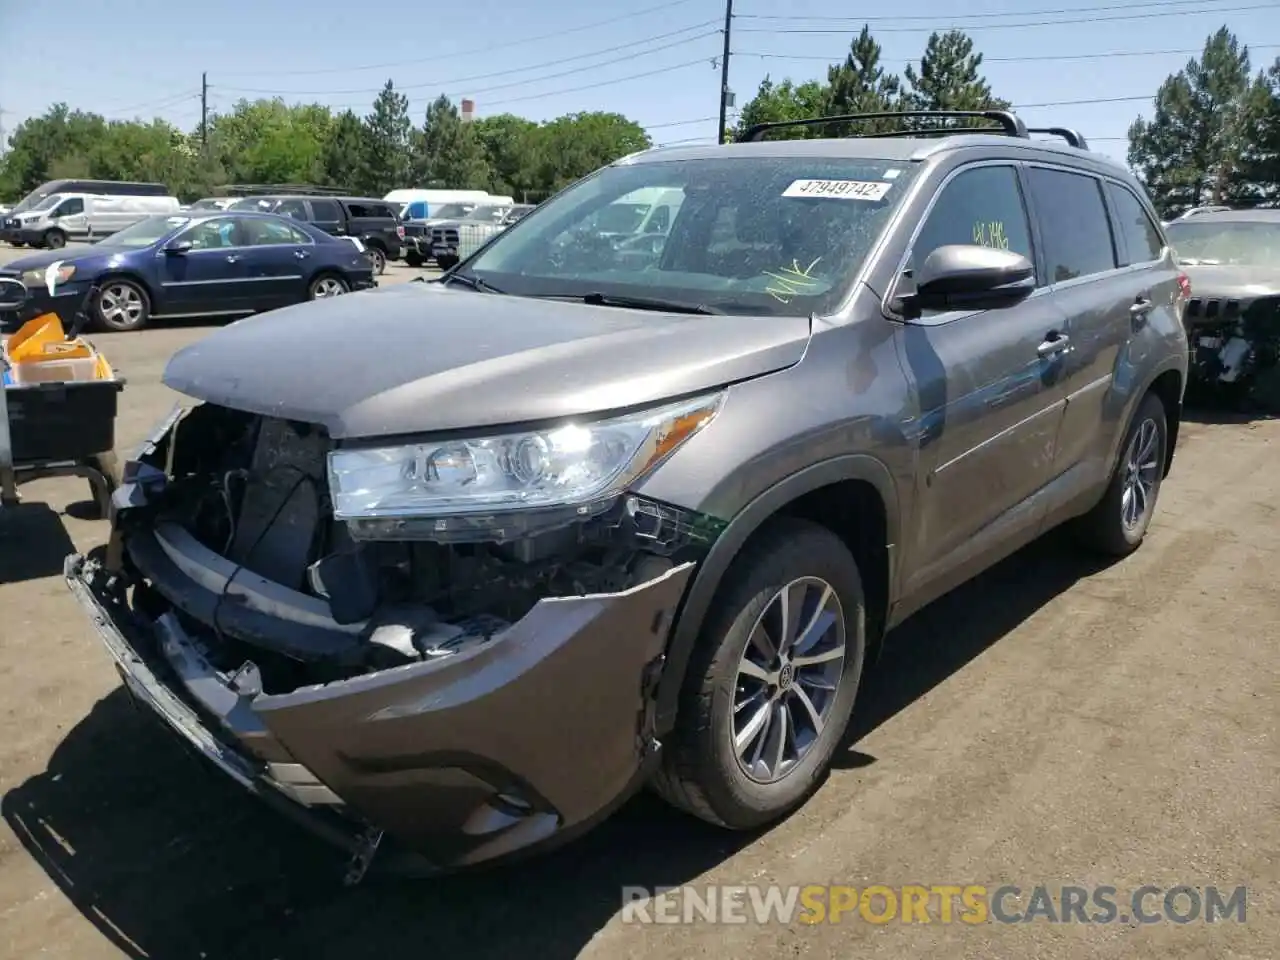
[{"left": 0, "top": 242, "right": 1276, "bottom": 960}]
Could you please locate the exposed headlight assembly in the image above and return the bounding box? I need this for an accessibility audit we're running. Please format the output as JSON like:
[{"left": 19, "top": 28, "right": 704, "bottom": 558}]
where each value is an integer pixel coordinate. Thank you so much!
[{"left": 328, "top": 392, "right": 723, "bottom": 541}]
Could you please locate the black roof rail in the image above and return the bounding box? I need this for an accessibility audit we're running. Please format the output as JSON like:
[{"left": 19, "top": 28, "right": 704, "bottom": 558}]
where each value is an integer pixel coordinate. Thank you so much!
[
  {"left": 1026, "top": 127, "right": 1089, "bottom": 150},
  {"left": 736, "top": 110, "right": 1029, "bottom": 143}
]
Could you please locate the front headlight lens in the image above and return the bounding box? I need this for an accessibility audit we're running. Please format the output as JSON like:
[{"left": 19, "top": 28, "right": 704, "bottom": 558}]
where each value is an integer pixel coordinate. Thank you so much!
[{"left": 328, "top": 392, "right": 723, "bottom": 521}]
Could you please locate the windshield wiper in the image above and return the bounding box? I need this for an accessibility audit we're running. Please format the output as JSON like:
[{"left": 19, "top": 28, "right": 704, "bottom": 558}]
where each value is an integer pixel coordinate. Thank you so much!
[
  {"left": 445, "top": 272, "right": 505, "bottom": 293},
  {"left": 536, "top": 291, "right": 721, "bottom": 315}
]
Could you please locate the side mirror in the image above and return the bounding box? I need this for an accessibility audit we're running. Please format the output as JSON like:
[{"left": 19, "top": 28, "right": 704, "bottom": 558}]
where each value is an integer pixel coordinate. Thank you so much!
[
  {"left": 903, "top": 245, "right": 1035, "bottom": 317},
  {"left": 0, "top": 277, "right": 28, "bottom": 310},
  {"left": 165, "top": 240, "right": 193, "bottom": 255}
]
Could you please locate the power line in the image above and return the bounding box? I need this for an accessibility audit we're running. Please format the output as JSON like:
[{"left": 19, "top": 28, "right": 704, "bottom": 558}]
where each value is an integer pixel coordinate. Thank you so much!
[
  {"left": 737, "top": 3, "right": 1276, "bottom": 34},
  {"left": 102, "top": 91, "right": 200, "bottom": 119},
  {"left": 216, "top": 0, "right": 703, "bottom": 78},
  {"left": 215, "top": 23, "right": 721, "bottom": 97},
  {"left": 326, "top": 57, "right": 719, "bottom": 111},
  {"left": 736, "top": 0, "right": 1248, "bottom": 22},
  {"left": 735, "top": 43, "right": 1280, "bottom": 64}
]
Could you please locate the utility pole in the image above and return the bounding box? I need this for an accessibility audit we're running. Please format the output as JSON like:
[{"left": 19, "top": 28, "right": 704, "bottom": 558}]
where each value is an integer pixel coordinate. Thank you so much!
[
  {"left": 716, "top": 0, "right": 733, "bottom": 144},
  {"left": 200, "top": 72, "right": 209, "bottom": 151}
]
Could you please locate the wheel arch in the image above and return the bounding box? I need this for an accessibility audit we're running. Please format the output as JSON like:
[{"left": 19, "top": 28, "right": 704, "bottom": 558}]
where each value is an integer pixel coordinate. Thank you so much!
[{"left": 654, "top": 455, "right": 900, "bottom": 736}]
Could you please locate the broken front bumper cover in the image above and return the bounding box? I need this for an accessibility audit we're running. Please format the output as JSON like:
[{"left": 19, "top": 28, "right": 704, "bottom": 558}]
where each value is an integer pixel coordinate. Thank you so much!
[{"left": 64, "top": 542, "right": 694, "bottom": 873}]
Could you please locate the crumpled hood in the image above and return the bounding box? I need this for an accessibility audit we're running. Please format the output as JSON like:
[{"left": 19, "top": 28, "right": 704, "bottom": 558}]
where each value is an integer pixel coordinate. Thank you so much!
[
  {"left": 1181, "top": 264, "right": 1280, "bottom": 298},
  {"left": 163, "top": 282, "right": 811, "bottom": 439}
]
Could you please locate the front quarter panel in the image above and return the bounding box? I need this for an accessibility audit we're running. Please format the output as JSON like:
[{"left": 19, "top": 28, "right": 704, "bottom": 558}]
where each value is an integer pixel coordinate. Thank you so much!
[{"left": 633, "top": 296, "right": 917, "bottom": 731}]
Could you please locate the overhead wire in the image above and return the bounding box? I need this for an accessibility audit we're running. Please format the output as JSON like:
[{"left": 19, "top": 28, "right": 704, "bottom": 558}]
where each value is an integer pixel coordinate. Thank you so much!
[
  {"left": 737, "top": 3, "right": 1275, "bottom": 34},
  {"left": 215, "top": 22, "right": 722, "bottom": 98},
  {"left": 214, "top": 0, "right": 703, "bottom": 78},
  {"left": 735, "top": 0, "right": 1255, "bottom": 23},
  {"left": 735, "top": 43, "right": 1280, "bottom": 64}
]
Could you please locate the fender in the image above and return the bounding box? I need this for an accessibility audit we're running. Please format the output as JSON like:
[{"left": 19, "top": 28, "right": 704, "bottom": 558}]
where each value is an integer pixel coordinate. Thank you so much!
[
  {"left": 1103, "top": 355, "right": 1187, "bottom": 481},
  {"left": 654, "top": 453, "right": 901, "bottom": 735}
]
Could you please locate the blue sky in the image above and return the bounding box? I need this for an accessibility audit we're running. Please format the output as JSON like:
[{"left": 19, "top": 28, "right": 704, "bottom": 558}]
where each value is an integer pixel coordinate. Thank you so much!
[{"left": 0, "top": 0, "right": 1276, "bottom": 165}]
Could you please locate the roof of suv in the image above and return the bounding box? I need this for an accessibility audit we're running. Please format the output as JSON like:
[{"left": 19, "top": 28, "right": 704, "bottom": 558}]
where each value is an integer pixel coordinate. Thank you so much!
[{"left": 626, "top": 133, "right": 1128, "bottom": 174}]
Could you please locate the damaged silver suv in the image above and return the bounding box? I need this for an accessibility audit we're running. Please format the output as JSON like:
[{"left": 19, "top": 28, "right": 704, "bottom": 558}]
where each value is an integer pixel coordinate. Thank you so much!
[{"left": 65, "top": 110, "right": 1189, "bottom": 881}]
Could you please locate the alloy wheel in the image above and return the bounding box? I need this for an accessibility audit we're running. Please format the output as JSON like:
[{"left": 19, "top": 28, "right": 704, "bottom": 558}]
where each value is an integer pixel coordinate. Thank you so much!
[
  {"left": 1121, "top": 417, "right": 1160, "bottom": 531},
  {"left": 98, "top": 283, "right": 144, "bottom": 326},
  {"left": 732, "top": 576, "right": 847, "bottom": 784},
  {"left": 312, "top": 277, "right": 347, "bottom": 298}
]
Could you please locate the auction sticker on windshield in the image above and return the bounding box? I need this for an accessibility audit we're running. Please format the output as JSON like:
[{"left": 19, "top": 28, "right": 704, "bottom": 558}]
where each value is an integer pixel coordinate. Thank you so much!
[{"left": 782, "top": 179, "right": 893, "bottom": 201}]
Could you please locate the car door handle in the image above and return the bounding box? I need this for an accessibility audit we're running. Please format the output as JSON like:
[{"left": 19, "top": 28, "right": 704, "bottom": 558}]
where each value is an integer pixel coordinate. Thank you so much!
[
  {"left": 1037, "top": 332, "right": 1070, "bottom": 357},
  {"left": 225, "top": 254, "right": 241, "bottom": 263}
]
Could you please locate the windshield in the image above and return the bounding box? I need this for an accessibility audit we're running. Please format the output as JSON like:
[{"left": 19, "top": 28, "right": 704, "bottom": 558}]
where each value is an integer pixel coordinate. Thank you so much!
[
  {"left": 466, "top": 204, "right": 509, "bottom": 222},
  {"left": 1165, "top": 220, "right": 1280, "bottom": 267},
  {"left": 434, "top": 203, "right": 477, "bottom": 219},
  {"left": 229, "top": 197, "right": 278, "bottom": 212},
  {"left": 459, "top": 156, "right": 918, "bottom": 316},
  {"left": 96, "top": 215, "right": 189, "bottom": 248}
]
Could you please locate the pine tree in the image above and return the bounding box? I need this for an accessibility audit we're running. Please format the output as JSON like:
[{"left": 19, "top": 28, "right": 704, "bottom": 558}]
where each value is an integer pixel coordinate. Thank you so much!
[
  {"left": 361, "top": 80, "right": 412, "bottom": 195},
  {"left": 823, "top": 27, "right": 902, "bottom": 136},
  {"left": 902, "top": 30, "right": 1011, "bottom": 129},
  {"left": 321, "top": 109, "right": 366, "bottom": 192},
  {"left": 1128, "top": 28, "right": 1256, "bottom": 215},
  {"left": 412, "top": 95, "right": 491, "bottom": 189}
]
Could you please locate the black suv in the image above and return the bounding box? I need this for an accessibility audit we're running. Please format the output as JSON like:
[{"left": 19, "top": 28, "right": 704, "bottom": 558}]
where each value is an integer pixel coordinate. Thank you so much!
[
  {"left": 229, "top": 195, "right": 404, "bottom": 274},
  {"left": 65, "top": 111, "right": 1189, "bottom": 881}
]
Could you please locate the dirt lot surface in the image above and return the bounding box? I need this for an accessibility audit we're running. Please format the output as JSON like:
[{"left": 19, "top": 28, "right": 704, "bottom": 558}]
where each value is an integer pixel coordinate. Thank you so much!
[{"left": 0, "top": 243, "right": 1276, "bottom": 959}]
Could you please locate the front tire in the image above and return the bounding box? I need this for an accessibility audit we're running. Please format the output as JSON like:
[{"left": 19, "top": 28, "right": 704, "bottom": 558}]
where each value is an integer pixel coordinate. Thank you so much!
[
  {"left": 93, "top": 279, "right": 151, "bottom": 332},
  {"left": 44, "top": 229, "right": 66, "bottom": 250},
  {"left": 404, "top": 251, "right": 425, "bottom": 268},
  {"left": 436, "top": 254, "right": 459, "bottom": 271},
  {"left": 1073, "top": 392, "right": 1167, "bottom": 556},
  {"left": 653, "top": 517, "right": 866, "bottom": 830}
]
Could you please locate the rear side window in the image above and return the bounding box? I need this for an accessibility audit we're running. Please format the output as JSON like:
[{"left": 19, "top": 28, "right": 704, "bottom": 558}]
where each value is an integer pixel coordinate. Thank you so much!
[
  {"left": 911, "top": 165, "right": 1034, "bottom": 276},
  {"left": 1106, "top": 182, "right": 1165, "bottom": 265},
  {"left": 346, "top": 202, "right": 393, "bottom": 219},
  {"left": 275, "top": 198, "right": 309, "bottom": 221},
  {"left": 1025, "top": 167, "right": 1117, "bottom": 283},
  {"left": 310, "top": 199, "right": 342, "bottom": 221}
]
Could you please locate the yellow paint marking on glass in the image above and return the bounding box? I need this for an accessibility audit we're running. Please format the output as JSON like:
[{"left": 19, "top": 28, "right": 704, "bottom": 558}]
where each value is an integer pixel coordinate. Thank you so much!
[
  {"left": 764, "top": 257, "right": 824, "bottom": 304},
  {"left": 972, "top": 220, "right": 1009, "bottom": 250}
]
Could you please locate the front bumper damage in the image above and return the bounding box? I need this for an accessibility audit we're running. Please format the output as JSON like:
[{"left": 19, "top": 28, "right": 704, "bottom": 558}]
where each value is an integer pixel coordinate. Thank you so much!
[
  {"left": 64, "top": 404, "right": 705, "bottom": 880},
  {"left": 1184, "top": 293, "right": 1280, "bottom": 410}
]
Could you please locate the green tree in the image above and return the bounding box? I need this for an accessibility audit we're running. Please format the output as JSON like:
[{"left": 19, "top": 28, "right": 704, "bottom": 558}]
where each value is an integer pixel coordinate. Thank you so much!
[
  {"left": 471, "top": 113, "right": 540, "bottom": 196},
  {"left": 901, "top": 30, "right": 1011, "bottom": 127},
  {"left": 1128, "top": 27, "right": 1259, "bottom": 215},
  {"left": 734, "top": 77, "right": 827, "bottom": 140},
  {"left": 824, "top": 27, "right": 903, "bottom": 135},
  {"left": 321, "top": 109, "right": 367, "bottom": 192},
  {"left": 361, "top": 80, "right": 412, "bottom": 194},
  {"left": 1235, "top": 56, "right": 1280, "bottom": 201},
  {"left": 413, "top": 95, "right": 492, "bottom": 189},
  {"left": 532, "top": 112, "right": 650, "bottom": 192},
  {"left": 206, "top": 98, "right": 332, "bottom": 185}
]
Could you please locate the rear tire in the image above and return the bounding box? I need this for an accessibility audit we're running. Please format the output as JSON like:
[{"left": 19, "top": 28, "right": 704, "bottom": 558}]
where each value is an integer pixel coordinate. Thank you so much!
[
  {"left": 44, "top": 229, "right": 66, "bottom": 250},
  {"left": 652, "top": 518, "right": 866, "bottom": 830},
  {"left": 308, "top": 273, "right": 350, "bottom": 299},
  {"left": 367, "top": 246, "right": 387, "bottom": 275},
  {"left": 1073, "top": 392, "right": 1167, "bottom": 557},
  {"left": 93, "top": 278, "right": 151, "bottom": 332}
]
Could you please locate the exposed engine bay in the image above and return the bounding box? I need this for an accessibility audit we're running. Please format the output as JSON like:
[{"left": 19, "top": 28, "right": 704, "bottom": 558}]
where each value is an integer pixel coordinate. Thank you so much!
[
  {"left": 1185, "top": 294, "right": 1280, "bottom": 410},
  {"left": 114, "top": 402, "right": 722, "bottom": 695}
]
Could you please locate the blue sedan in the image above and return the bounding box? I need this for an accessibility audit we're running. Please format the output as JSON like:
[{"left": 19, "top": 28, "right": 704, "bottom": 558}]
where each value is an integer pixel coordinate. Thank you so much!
[{"left": 1, "top": 211, "right": 376, "bottom": 331}]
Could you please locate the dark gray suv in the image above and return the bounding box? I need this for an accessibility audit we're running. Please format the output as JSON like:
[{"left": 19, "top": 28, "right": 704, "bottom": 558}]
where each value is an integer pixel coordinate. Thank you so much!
[{"left": 64, "top": 110, "right": 1189, "bottom": 882}]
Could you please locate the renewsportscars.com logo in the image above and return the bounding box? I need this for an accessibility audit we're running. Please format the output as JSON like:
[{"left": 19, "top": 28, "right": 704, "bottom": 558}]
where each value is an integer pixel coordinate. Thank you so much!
[{"left": 621, "top": 884, "right": 1248, "bottom": 925}]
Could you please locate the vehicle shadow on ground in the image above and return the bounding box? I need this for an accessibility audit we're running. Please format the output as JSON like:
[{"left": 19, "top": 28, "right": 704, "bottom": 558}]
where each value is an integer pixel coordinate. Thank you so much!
[
  {"left": 0, "top": 501, "right": 78, "bottom": 583},
  {"left": 2, "top": 529, "right": 1110, "bottom": 960}
]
